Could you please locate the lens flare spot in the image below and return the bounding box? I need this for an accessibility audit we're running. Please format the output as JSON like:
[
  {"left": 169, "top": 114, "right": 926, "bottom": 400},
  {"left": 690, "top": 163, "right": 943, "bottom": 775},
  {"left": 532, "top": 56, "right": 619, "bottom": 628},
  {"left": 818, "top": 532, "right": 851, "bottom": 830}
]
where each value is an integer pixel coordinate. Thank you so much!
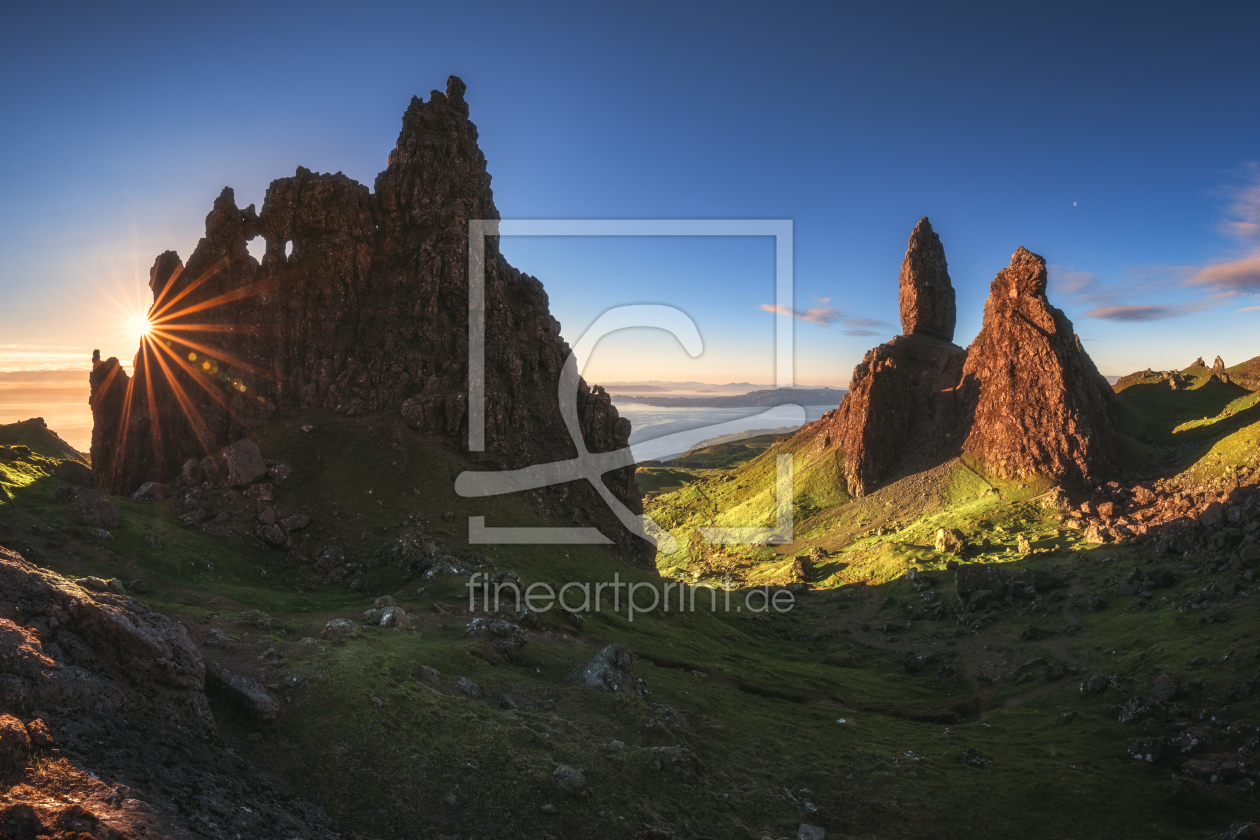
[{"left": 188, "top": 352, "right": 197, "bottom": 361}]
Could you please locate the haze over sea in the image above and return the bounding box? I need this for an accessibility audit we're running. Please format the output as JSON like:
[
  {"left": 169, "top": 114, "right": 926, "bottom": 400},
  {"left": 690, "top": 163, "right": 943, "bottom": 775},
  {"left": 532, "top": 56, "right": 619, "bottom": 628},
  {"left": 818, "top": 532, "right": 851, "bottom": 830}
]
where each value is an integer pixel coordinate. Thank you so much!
[{"left": 618, "top": 401, "right": 840, "bottom": 462}]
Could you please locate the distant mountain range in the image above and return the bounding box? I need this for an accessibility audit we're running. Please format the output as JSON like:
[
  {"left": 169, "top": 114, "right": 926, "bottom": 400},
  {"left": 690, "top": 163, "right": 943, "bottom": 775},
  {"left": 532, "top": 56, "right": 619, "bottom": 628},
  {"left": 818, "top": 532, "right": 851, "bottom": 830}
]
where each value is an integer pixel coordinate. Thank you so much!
[{"left": 612, "top": 387, "right": 846, "bottom": 407}]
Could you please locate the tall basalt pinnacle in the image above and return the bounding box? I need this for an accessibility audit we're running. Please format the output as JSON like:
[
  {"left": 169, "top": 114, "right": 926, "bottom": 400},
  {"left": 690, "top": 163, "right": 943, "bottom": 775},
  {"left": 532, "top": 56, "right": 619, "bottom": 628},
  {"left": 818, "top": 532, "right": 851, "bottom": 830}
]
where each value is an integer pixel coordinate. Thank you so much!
[
  {"left": 898, "top": 217, "right": 956, "bottom": 341},
  {"left": 960, "top": 247, "right": 1120, "bottom": 482},
  {"left": 797, "top": 218, "right": 966, "bottom": 497},
  {"left": 89, "top": 75, "right": 649, "bottom": 563}
]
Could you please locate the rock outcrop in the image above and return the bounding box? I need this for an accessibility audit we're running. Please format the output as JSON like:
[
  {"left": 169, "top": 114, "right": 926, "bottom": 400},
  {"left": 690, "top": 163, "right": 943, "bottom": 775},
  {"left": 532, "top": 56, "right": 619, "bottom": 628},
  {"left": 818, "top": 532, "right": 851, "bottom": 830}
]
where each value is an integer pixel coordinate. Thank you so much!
[
  {"left": 0, "top": 545, "right": 336, "bottom": 838},
  {"left": 796, "top": 226, "right": 1121, "bottom": 496},
  {"left": 959, "top": 247, "right": 1120, "bottom": 482},
  {"left": 798, "top": 220, "right": 968, "bottom": 495},
  {"left": 89, "top": 76, "right": 645, "bottom": 560},
  {"left": 898, "top": 217, "right": 956, "bottom": 341}
]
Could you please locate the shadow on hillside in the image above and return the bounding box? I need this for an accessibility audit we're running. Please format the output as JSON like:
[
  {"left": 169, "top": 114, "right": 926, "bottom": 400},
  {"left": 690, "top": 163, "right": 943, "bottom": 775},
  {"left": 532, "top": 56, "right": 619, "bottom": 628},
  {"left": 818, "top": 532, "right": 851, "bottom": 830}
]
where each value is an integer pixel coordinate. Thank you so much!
[{"left": 1116, "top": 379, "right": 1254, "bottom": 446}]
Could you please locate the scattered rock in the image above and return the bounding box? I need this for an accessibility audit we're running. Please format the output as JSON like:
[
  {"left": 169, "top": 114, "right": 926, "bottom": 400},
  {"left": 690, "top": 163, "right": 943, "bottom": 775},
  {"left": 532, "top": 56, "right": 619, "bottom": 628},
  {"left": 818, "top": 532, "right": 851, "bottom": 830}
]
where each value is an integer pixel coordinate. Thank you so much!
[
  {"left": 245, "top": 482, "right": 275, "bottom": 502},
  {"left": 567, "top": 644, "right": 648, "bottom": 697},
  {"left": 0, "top": 714, "right": 31, "bottom": 768},
  {"left": 221, "top": 439, "right": 268, "bottom": 488},
  {"left": 935, "top": 527, "right": 967, "bottom": 555},
  {"left": 413, "top": 665, "right": 442, "bottom": 685},
  {"left": 457, "top": 676, "right": 483, "bottom": 698},
  {"left": 964, "top": 747, "right": 992, "bottom": 767},
  {"left": 464, "top": 617, "right": 527, "bottom": 660},
  {"left": 320, "top": 619, "right": 361, "bottom": 640},
  {"left": 204, "top": 660, "right": 279, "bottom": 720},
  {"left": 552, "top": 764, "right": 586, "bottom": 792}
]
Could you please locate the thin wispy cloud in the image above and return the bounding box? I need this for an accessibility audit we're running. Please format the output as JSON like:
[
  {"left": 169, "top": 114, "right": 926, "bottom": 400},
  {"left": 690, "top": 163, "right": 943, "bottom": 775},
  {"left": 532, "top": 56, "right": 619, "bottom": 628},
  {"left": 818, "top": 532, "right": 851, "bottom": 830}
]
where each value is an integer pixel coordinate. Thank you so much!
[
  {"left": 1049, "top": 163, "right": 1260, "bottom": 320},
  {"left": 1188, "top": 162, "right": 1260, "bottom": 296},
  {"left": 758, "top": 297, "right": 891, "bottom": 335},
  {"left": 1084, "top": 304, "right": 1203, "bottom": 322}
]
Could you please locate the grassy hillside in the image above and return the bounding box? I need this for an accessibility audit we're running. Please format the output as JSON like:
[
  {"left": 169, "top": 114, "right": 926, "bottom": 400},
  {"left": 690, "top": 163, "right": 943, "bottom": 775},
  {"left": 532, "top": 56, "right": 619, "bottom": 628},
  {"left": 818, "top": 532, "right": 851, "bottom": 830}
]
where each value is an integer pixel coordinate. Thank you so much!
[
  {"left": 1, "top": 388, "right": 1259, "bottom": 838},
  {"left": 0, "top": 417, "right": 88, "bottom": 463}
]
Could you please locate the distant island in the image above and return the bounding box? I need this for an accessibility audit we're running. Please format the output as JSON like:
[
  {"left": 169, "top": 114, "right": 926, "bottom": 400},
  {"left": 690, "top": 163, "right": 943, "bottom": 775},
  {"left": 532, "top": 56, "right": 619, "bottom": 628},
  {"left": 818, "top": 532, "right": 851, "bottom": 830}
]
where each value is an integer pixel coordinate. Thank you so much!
[{"left": 613, "top": 387, "right": 846, "bottom": 408}]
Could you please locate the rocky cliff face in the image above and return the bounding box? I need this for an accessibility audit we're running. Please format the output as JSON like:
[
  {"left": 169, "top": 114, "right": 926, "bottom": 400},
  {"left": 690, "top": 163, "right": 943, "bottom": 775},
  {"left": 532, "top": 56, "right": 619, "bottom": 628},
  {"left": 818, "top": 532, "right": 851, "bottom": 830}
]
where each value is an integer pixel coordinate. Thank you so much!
[
  {"left": 797, "top": 225, "right": 1120, "bottom": 496},
  {"left": 959, "top": 247, "right": 1120, "bottom": 482},
  {"left": 89, "top": 76, "right": 645, "bottom": 559},
  {"left": 0, "top": 546, "right": 337, "bottom": 838}
]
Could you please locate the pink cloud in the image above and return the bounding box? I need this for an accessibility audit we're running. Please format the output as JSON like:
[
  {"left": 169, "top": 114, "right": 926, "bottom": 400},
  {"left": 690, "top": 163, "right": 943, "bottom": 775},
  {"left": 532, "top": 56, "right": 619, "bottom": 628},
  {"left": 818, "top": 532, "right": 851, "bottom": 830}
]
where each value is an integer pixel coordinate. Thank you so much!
[{"left": 758, "top": 303, "right": 890, "bottom": 331}]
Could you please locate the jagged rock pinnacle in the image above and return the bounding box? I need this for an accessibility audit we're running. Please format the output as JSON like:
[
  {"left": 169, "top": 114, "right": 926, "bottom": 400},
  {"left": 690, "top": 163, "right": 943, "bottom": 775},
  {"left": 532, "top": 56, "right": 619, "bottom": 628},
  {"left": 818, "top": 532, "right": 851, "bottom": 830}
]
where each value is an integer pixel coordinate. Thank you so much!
[{"left": 898, "top": 217, "right": 956, "bottom": 341}]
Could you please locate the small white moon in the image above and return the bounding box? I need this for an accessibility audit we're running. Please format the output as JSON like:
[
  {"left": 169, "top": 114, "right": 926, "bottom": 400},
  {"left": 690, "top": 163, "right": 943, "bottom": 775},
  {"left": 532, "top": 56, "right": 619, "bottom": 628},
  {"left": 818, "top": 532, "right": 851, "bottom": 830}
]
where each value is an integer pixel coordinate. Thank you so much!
[{"left": 1073, "top": 202, "right": 1077, "bottom": 206}]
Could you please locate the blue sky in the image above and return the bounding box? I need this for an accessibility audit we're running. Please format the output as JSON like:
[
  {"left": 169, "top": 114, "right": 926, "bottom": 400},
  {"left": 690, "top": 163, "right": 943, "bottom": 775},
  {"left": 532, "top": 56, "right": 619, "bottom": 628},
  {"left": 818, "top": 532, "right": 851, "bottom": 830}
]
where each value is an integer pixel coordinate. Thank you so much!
[{"left": 3, "top": 0, "right": 1260, "bottom": 391}]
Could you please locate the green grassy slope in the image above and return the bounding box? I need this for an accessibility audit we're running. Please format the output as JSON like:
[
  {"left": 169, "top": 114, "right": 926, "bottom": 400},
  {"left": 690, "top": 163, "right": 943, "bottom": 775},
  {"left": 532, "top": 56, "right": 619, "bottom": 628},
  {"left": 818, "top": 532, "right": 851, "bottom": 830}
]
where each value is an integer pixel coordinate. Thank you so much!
[
  {"left": 2, "top": 391, "right": 1259, "bottom": 838},
  {"left": 0, "top": 417, "right": 88, "bottom": 463}
]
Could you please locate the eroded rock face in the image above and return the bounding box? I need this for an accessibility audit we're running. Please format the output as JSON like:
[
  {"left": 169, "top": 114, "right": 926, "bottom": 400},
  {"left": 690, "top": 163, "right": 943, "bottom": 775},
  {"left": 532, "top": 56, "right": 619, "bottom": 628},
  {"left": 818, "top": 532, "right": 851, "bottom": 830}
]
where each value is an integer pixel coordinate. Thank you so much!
[
  {"left": 959, "top": 247, "right": 1119, "bottom": 482},
  {"left": 805, "top": 333, "right": 967, "bottom": 496},
  {"left": 898, "top": 217, "right": 956, "bottom": 341},
  {"left": 795, "top": 227, "right": 1121, "bottom": 496},
  {"left": 795, "top": 219, "right": 968, "bottom": 496},
  {"left": 0, "top": 546, "right": 336, "bottom": 838},
  {"left": 89, "top": 76, "right": 646, "bottom": 561}
]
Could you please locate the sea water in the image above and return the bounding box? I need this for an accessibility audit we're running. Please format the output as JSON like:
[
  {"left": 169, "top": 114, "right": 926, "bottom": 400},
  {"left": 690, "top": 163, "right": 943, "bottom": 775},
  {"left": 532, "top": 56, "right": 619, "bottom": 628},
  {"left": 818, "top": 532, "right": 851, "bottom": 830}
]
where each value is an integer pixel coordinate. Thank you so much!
[{"left": 615, "top": 402, "right": 840, "bottom": 463}]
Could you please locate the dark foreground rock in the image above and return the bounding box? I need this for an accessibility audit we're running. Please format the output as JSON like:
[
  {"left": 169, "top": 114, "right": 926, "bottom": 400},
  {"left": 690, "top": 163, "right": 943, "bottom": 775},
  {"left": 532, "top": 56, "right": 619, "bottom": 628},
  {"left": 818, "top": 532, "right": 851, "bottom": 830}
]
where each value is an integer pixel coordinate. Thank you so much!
[{"left": 0, "top": 545, "right": 336, "bottom": 839}]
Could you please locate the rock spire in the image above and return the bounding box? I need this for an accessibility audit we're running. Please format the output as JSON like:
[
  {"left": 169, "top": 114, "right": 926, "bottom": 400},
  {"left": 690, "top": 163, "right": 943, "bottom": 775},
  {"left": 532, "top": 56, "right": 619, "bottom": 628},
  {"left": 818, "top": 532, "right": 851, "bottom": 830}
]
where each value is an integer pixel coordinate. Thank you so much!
[
  {"left": 898, "top": 217, "right": 956, "bottom": 341},
  {"left": 796, "top": 227, "right": 1121, "bottom": 496},
  {"left": 959, "top": 247, "right": 1120, "bottom": 482}
]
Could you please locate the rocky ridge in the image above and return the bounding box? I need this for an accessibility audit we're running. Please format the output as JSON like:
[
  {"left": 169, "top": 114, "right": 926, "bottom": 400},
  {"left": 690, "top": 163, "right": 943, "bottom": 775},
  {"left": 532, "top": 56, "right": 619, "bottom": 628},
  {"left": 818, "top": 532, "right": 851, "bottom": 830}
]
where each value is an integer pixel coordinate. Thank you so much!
[
  {"left": 89, "top": 76, "right": 646, "bottom": 560},
  {"left": 0, "top": 545, "right": 337, "bottom": 838},
  {"left": 798, "top": 221, "right": 1120, "bottom": 496}
]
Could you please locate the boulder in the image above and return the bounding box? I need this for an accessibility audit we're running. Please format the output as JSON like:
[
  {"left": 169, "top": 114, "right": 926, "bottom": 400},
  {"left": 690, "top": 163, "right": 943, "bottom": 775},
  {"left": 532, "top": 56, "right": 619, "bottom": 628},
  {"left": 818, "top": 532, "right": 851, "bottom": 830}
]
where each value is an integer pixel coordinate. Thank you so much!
[
  {"left": 181, "top": 457, "right": 204, "bottom": 485},
  {"left": 464, "top": 617, "right": 527, "bottom": 660},
  {"left": 267, "top": 463, "right": 293, "bottom": 485},
  {"left": 567, "top": 643, "right": 648, "bottom": 697},
  {"left": 204, "top": 660, "right": 279, "bottom": 720},
  {"left": 935, "top": 527, "right": 967, "bottom": 555},
  {"left": 245, "top": 482, "right": 274, "bottom": 502},
  {"left": 221, "top": 439, "right": 267, "bottom": 488},
  {"left": 320, "top": 618, "right": 361, "bottom": 640},
  {"left": 0, "top": 714, "right": 31, "bottom": 768},
  {"left": 791, "top": 555, "right": 813, "bottom": 581}
]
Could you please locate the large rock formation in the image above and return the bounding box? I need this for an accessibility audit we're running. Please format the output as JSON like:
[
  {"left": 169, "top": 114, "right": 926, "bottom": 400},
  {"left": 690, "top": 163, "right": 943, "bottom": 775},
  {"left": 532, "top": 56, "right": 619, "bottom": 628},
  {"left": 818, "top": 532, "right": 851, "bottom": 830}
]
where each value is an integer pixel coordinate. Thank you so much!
[
  {"left": 0, "top": 545, "right": 336, "bottom": 838},
  {"left": 958, "top": 247, "right": 1120, "bottom": 482},
  {"left": 898, "top": 217, "right": 956, "bottom": 341},
  {"left": 797, "top": 227, "right": 1120, "bottom": 496},
  {"left": 89, "top": 76, "right": 645, "bottom": 559},
  {"left": 800, "top": 220, "right": 968, "bottom": 495}
]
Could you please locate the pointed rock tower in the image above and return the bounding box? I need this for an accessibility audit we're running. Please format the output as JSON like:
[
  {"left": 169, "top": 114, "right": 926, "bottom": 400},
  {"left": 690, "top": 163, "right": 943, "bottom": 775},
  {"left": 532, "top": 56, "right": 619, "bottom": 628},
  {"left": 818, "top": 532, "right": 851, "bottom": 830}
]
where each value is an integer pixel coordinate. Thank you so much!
[
  {"left": 89, "top": 76, "right": 647, "bottom": 561},
  {"left": 898, "top": 217, "right": 956, "bottom": 341},
  {"left": 959, "top": 247, "right": 1119, "bottom": 482},
  {"left": 801, "top": 218, "right": 968, "bottom": 496},
  {"left": 796, "top": 227, "right": 1123, "bottom": 496}
]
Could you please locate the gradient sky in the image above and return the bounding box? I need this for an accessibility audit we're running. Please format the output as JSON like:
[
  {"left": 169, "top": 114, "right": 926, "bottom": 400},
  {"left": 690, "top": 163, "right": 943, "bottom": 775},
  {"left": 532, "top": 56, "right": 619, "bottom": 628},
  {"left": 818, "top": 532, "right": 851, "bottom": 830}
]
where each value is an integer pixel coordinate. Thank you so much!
[{"left": 3, "top": 1, "right": 1260, "bottom": 429}]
